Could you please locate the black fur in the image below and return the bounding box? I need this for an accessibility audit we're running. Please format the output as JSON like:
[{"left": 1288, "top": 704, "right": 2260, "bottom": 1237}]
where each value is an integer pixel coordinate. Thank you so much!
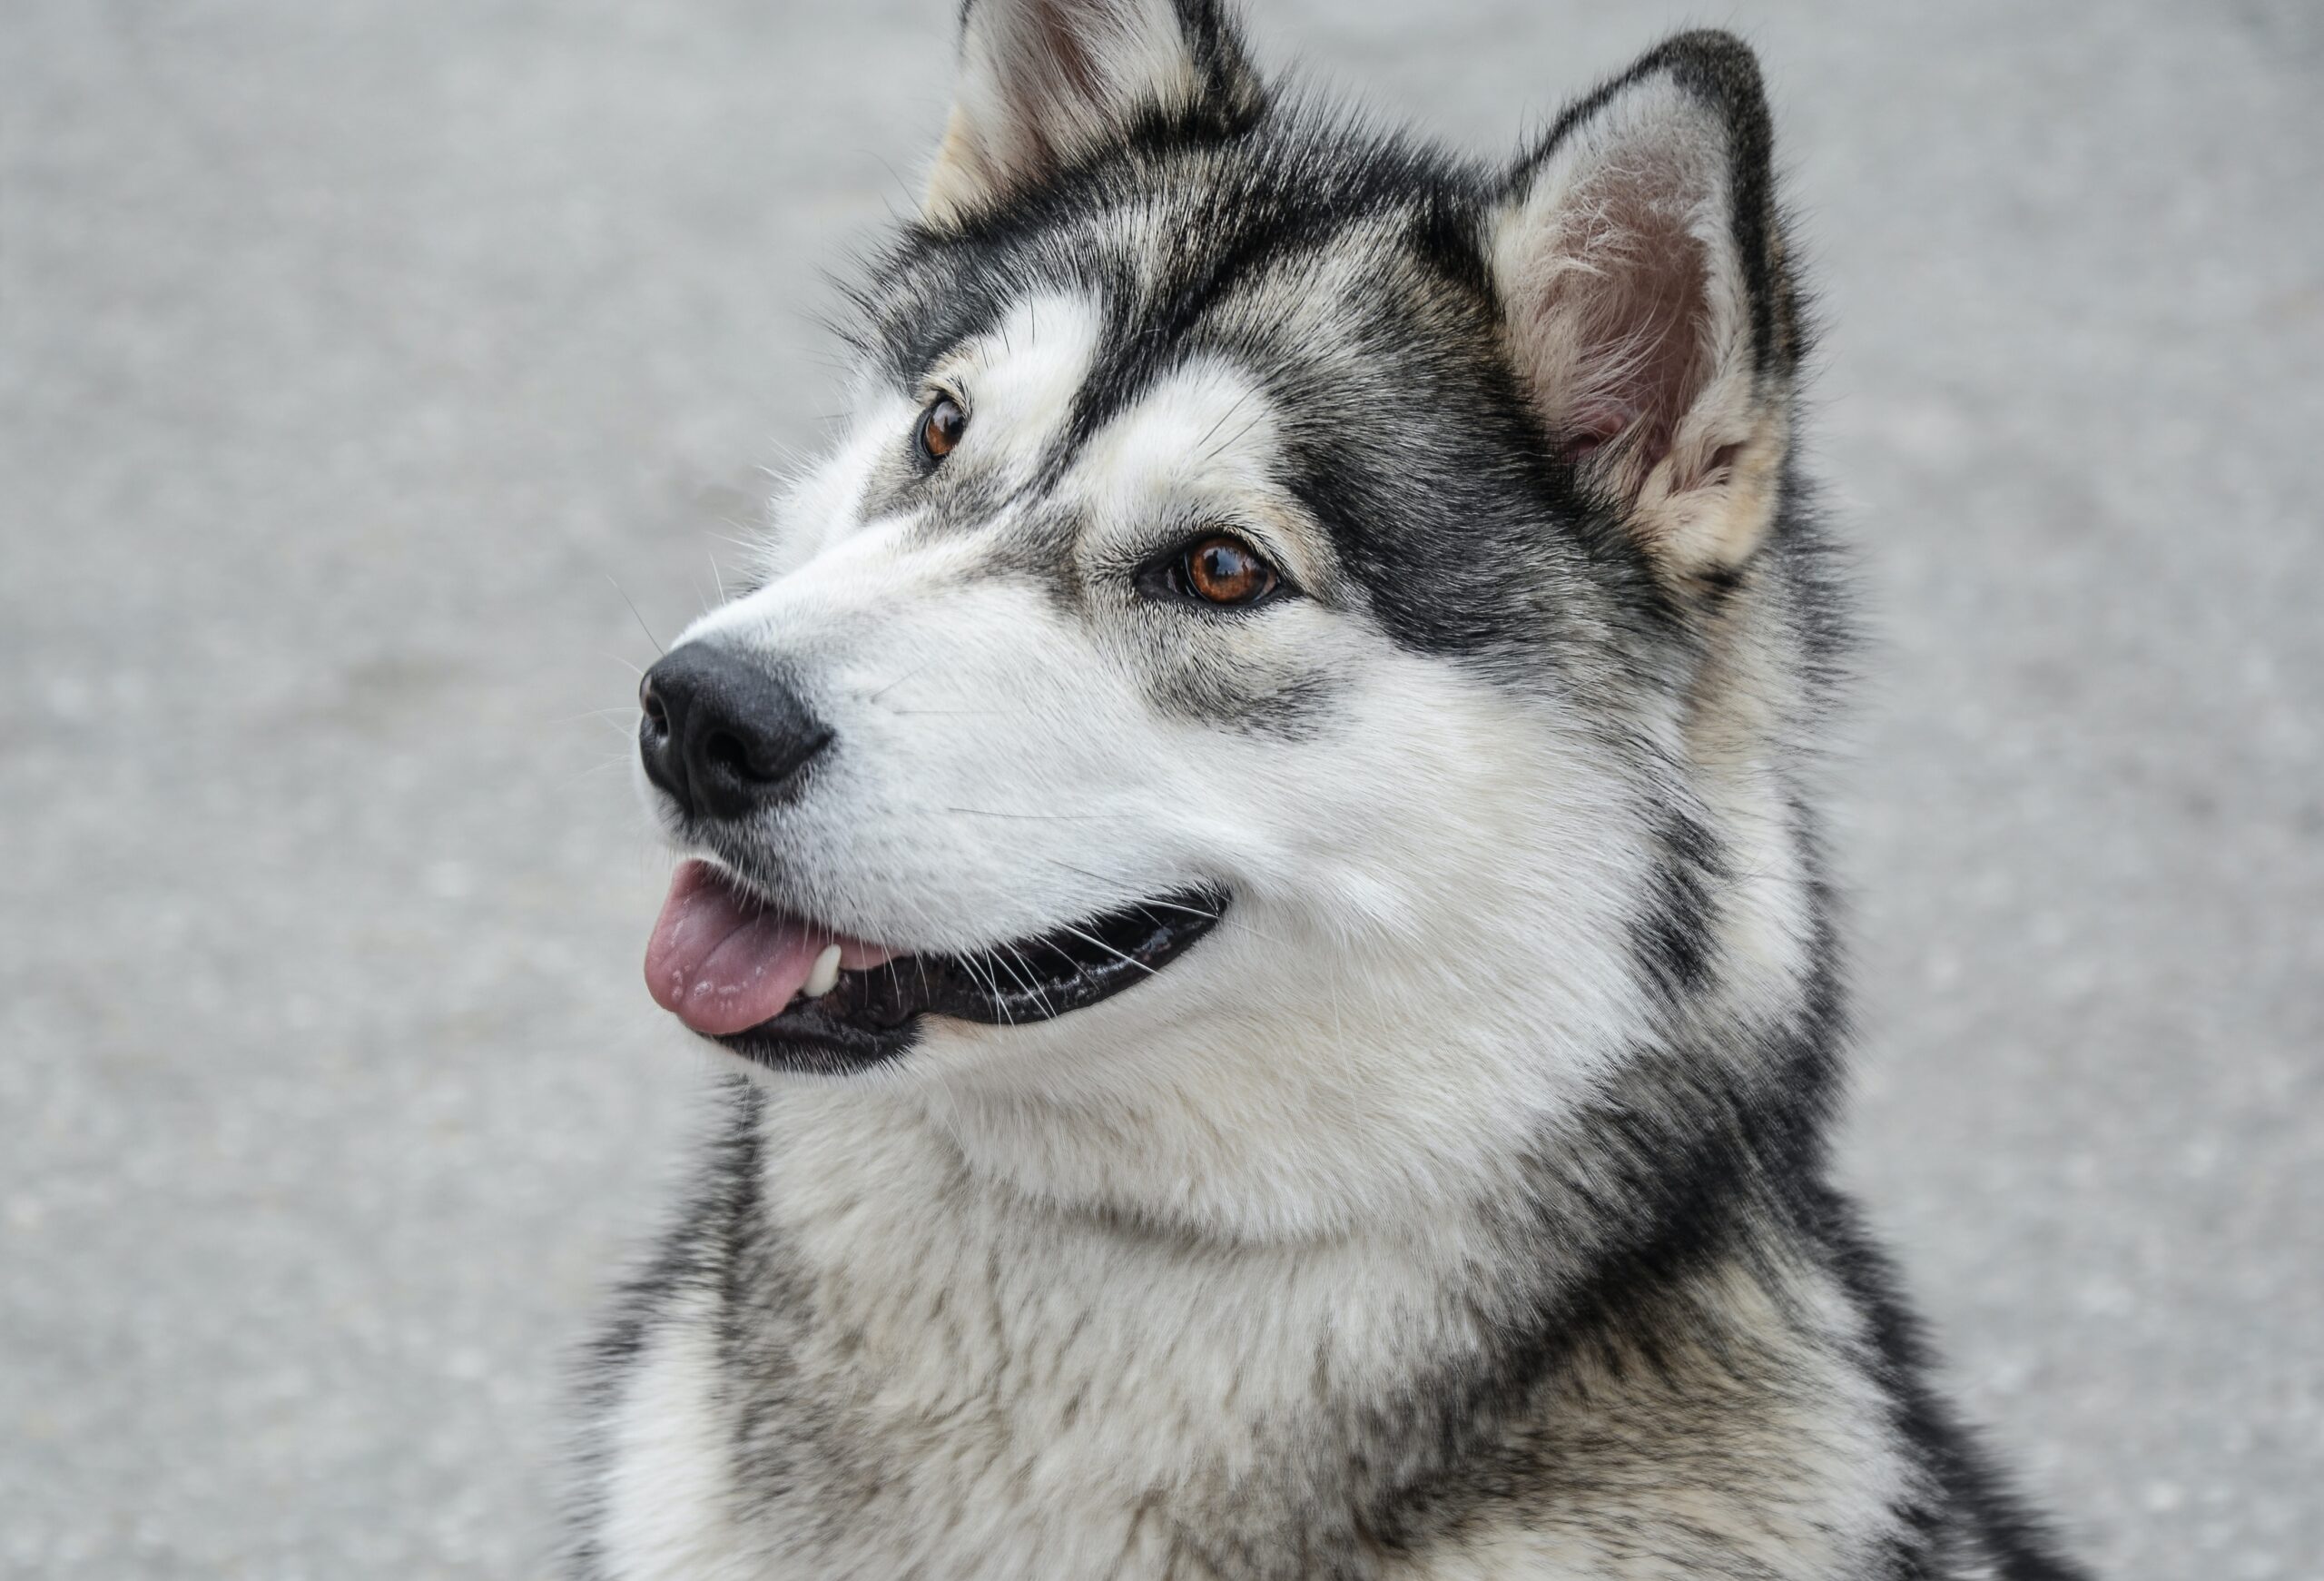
[
  {"left": 849, "top": 107, "right": 1687, "bottom": 688},
  {"left": 575, "top": 11, "right": 2087, "bottom": 1577}
]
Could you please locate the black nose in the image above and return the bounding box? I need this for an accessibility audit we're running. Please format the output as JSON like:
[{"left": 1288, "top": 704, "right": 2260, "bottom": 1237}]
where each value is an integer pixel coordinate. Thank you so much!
[{"left": 637, "top": 644, "right": 832, "bottom": 821}]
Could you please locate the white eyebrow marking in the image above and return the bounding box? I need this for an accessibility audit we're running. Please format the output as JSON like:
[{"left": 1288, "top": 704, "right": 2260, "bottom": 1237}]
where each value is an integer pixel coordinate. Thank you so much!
[{"left": 940, "top": 290, "right": 1105, "bottom": 491}]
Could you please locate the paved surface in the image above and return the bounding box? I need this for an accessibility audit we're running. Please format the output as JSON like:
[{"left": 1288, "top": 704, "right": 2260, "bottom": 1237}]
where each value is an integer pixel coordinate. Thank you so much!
[{"left": 4, "top": 2, "right": 2319, "bottom": 1576}]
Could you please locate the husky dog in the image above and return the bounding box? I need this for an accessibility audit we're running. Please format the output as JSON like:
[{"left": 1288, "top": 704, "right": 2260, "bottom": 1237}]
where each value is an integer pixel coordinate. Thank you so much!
[{"left": 570, "top": 4, "right": 2085, "bottom": 1576}]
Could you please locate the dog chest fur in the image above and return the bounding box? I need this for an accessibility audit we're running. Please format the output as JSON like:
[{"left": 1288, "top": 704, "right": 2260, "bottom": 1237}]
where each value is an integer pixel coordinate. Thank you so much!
[
  {"left": 567, "top": 4, "right": 2086, "bottom": 1576},
  {"left": 583, "top": 1084, "right": 1920, "bottom": 1581}
]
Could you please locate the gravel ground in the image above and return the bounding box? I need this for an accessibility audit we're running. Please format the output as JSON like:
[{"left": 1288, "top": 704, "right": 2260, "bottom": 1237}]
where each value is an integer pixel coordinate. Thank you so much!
[{"left": 3, "top": 2, "right": 2318, "bottom": 1576}]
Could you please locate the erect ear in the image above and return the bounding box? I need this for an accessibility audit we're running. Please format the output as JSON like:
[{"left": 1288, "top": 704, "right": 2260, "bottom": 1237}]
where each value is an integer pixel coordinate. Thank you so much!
[
  {"left": 1491, "top": 32, "right": 1803, "bottom": 579},
  {"left": 925, "top": 0, "right": 1264, "bottom": 223}
]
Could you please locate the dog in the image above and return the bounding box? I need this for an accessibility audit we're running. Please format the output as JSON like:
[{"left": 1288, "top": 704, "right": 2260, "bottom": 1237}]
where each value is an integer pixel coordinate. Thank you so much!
[{"left": 567, "top": 5, "right": 2087, "bottom": 1576}]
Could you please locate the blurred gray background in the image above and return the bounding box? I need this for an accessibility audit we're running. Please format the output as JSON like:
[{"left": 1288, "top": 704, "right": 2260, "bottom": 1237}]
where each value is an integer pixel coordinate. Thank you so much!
[{"left": 4, "top": 0, "right": 2319, "bottom": 1576}]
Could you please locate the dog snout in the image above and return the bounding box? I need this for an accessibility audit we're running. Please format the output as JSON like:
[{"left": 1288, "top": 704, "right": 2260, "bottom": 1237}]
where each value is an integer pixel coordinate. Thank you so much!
[{"left": 638, "top": 644, "right": 832, "bottom": 821}]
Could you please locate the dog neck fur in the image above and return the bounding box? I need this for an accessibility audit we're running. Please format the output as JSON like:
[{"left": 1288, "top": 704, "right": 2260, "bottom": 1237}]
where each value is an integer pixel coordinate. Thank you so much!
[{"left": 571, "top": 11, "right": 2090, "bottom": 1579}]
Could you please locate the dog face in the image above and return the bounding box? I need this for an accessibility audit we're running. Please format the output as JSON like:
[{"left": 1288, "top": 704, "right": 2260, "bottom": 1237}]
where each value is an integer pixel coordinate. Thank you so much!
[{"left": 635, "top": 2, "right": 1810, "bottom": 1235}]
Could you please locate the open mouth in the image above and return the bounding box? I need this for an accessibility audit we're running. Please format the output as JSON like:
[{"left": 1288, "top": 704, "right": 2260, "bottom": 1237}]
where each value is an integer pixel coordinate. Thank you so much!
[{"left": 643, "top": 859, "right": 1225, "bottom": 1073}]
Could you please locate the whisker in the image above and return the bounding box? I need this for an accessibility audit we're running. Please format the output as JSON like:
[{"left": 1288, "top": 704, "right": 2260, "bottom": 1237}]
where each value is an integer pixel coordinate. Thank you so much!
[
  {"left": 967, "top": 949, "right": 1014, "bottom": 1025},
  {"left": 895, "top": 894, "right": 939, "bottom": 1004},
  {"left": 1056, "top": 924, "right": 1155, "bottom": 977},
  {"left": 986, "top": 944, "right": 1054, "bottom": 1019},
  {"left": 1126, "top": 896, "right": 1281, "bottom": 947},
  {"left": 1132, "top": 896, "right": 1219, "bottom": 923},
  {"left": 1037, "top": 856, "right": 1286, "bottom": 947},
  {"left": 606, "top": 574, "right": 665, "bottom": 656},
  {"left": 996, "top": 940, "right": 1059, "bottom": 1019},
  {"left": 866, "top": 665, "right": 931, "bottom": 704},
  {"left": 1199, "top": 410, "right": 1269, "bottom": 468},
  {"left": 941, "top": 806, "right": 1127, "bottom": 824},
  {"left": 1192, "top": 387, "right": 1258, "bottom": 453}
]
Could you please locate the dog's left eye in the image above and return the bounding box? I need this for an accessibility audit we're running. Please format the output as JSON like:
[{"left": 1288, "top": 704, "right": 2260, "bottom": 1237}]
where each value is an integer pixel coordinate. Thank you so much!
[{"left": 917, "top": 396, "right": 968, "bottom": 462}]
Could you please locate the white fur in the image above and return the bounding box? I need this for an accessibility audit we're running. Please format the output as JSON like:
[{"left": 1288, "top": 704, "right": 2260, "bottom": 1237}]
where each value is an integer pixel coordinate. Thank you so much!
[
  {"left": 665, "top": 289, "right": 1665, "bottom": 1239},
  {"left": 596, "top": 1309, "right": 761, "bottom": 1580},
  {"left": 593, "top": 1094, "right": 1911, "bottom": 1580},
  {"left": 586, "top": 279, "right": 1899, "bottom": 1576},
  {"left": 574, "top": 15, "right": 1982, "bottom": 1576}
]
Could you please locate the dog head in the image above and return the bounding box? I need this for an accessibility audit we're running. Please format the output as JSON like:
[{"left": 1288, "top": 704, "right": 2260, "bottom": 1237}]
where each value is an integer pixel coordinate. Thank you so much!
[{"left": 635, "top": 1, "right": 1823, "bottom": 1237}]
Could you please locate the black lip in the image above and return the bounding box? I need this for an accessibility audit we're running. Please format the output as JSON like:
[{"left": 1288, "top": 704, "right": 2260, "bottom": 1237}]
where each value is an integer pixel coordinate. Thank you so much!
[{"left": 712, "top": 888, "right": 1226, "bottom": 1076}]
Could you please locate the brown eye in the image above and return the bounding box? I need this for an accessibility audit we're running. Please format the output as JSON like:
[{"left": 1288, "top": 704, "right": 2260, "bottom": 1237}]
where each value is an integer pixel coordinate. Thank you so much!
[
  {"left": 1182, "top": 535, "right": 1278, "bottom": 606},
  {"left": 918, "top": 395, "right": 967, "bottom": 461}
]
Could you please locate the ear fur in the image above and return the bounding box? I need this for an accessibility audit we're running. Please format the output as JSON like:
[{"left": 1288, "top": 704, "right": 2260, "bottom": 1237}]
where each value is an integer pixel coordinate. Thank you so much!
[
  {"left": 926, "top": 0, "right": 1264, "bottom": 223},
  {"left": 1491, "top": 32, "right": 1802, "bottom": 578}
]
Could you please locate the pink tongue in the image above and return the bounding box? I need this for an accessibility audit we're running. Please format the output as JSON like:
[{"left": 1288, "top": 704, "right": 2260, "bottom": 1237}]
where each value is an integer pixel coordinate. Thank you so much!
[{"left": 644, "top": 861, "right": 834, "bottom": 1036}]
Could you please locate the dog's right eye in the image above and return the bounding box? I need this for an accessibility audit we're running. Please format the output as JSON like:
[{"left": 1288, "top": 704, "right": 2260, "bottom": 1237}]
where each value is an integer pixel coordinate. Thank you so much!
[
  {"left": 917, "top": 396, "right": 968, "bottom": 463},
  {"left": 1183, "top": 536, "right": 1277, "bottom": 606},
  {"left": 1135, "top": 532, "right": 1289, "bottom": 610}
]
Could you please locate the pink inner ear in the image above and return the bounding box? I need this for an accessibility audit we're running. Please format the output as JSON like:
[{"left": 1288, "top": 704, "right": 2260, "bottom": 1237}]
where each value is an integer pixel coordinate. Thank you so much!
[
  {"left": 1535, "top": 185, "right": 1713, "bottom": 477},
  {"left": 1558, "top": 400, "right": 1638, "bottom": 460},
  {"left": 980, "top": 0, "right": 1115, "bottom": 171}
]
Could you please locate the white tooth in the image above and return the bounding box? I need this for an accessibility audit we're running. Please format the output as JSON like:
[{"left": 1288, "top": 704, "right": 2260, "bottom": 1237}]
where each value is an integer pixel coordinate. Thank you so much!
[{"left": 803, "top": 944, "right": 842, "bottom": 1000}]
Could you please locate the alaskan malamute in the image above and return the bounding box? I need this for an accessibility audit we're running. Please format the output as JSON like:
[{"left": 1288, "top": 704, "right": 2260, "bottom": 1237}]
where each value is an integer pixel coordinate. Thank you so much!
[{"left": 569, "top": 4, "right": 2087, "bottom": 1576}]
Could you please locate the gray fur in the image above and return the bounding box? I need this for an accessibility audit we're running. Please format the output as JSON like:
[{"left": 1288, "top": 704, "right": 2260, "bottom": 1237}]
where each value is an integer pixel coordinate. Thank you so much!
[{"left": 569, "top": 6, "right": 2086, "bottom": 1577}]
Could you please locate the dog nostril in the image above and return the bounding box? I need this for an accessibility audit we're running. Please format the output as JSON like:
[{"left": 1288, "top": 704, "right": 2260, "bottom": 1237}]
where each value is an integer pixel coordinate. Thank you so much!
[
  {"left": 702, "top": 729, "right": 752, "bottom": 780},
  {"left": 635, "top": 642, "right": 829, "bottom": 820}
]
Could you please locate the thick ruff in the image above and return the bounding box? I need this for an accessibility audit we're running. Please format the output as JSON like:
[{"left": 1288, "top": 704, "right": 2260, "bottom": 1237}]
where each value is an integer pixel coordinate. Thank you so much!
[{"left": 568, "top": 5, "right": 2087, "bottom": 1577}]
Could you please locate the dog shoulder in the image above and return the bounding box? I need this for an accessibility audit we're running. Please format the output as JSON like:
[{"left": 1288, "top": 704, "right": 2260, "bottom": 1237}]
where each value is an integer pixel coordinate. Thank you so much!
[{"left": 566, "top": 1085, "right": 775, "bottom": 1581}]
